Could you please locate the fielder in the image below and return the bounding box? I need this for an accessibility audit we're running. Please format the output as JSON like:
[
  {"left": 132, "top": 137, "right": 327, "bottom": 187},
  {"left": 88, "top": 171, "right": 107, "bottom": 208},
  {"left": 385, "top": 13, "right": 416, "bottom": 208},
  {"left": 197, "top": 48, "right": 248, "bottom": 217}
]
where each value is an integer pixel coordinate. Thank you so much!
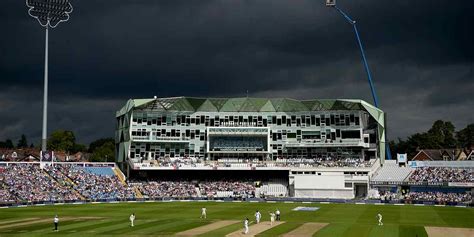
[
  {"left": 53, "top": 215, "right": 59, "bottom": 232},
  {"left": 130, "top": 213, "right": 136, "bottom": 227},
  {"left": 243, "top": 218, "right": 253, "bottom": 234},
  {"left": 377, "top": 213, "right": 383, "bottom": 226},
  {"left": 255, "top": 210, "right": 261, "bottom": 224},
  {"left": 269, "top": 212, "right": 276, "bottom": 226},
  {"left": 201, "top": 207, "right": 207, "bottom": 219}
]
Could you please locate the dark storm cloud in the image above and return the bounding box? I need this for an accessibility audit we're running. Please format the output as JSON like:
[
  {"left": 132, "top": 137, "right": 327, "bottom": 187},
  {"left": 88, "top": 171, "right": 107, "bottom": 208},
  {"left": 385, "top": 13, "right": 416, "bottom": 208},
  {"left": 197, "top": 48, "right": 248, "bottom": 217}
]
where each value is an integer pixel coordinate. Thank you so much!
[{"left": 0, "top": 0, "right": 473, "bottom": 144}]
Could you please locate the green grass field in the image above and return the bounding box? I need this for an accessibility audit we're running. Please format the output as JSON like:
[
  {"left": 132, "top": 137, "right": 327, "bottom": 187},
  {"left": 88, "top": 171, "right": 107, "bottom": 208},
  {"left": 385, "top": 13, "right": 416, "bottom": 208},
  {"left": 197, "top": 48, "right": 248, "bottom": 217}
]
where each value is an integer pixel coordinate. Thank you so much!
[{"left": 0, "top": 202, "right": 472, "bottom": 236}]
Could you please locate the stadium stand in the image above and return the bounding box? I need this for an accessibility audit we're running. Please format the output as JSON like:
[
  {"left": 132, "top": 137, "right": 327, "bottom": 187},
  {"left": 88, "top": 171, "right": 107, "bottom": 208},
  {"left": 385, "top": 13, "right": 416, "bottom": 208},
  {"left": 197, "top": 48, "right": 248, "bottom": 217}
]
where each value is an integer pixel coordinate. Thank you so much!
[
  {"left": 371, "top": 160, "right": 413, "bottom": 182},
  {"left": 257, "top": 179, "right": 288, "bottom": 197},
  {"left": 0, "top": 163, "right": 81, "bottom": 202},
  {"left": 408, "top": 167, "right": 474, "bottom": 183}
]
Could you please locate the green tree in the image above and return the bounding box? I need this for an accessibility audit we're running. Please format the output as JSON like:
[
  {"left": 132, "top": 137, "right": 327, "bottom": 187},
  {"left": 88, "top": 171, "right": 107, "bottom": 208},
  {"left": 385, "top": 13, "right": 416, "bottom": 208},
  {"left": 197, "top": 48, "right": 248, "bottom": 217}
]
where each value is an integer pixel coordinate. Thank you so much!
[
  {"left": 47, "top": 130, "right": 76, "bottom": 152},
  {"left": 71, "top": 143, "right": 87, "bottom": 153},
  {"left": 427, "top": 120, "right": 456, "bottom": 148},
  {"left": 389, "top": 120, "right": 459, "bottom": 157},
  {"left": 17, "top": 134, "right": 28, "bottom": 148},
  {"left": 456, "top": 123, "right": 474, "bottom": 149},
  {"left": 89, "top": 138, "right": 115, "bottom": 153},
  {"left": 90, "top": 140, "right": 115, "bottom": 162}
]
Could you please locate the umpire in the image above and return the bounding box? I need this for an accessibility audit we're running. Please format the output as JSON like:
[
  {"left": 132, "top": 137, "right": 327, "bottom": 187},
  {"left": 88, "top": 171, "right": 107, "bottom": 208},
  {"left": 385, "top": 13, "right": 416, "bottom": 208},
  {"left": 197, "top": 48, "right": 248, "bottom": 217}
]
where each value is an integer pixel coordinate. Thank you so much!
[{"left": 53, "top": 215, "right": 59, "bottom": 231}]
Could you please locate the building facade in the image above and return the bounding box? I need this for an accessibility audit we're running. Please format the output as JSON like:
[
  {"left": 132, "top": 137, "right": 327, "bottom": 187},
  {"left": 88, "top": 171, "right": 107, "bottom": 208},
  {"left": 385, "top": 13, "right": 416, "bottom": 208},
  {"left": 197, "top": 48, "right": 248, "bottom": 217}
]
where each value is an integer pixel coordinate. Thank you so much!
[
  {"left": 115, "top": 97, "right": 386, "bottom": 199},
  {"left": 115, "top": 97, "right": 386, "bottom": 166}
]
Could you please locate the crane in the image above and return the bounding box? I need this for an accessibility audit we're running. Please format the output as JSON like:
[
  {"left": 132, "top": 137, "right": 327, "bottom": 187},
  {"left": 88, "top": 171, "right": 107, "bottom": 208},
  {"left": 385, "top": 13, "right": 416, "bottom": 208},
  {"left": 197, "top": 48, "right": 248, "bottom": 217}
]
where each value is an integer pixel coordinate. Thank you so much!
[{"left": 326, "top": 0, "right": 393, "bottom": 160}]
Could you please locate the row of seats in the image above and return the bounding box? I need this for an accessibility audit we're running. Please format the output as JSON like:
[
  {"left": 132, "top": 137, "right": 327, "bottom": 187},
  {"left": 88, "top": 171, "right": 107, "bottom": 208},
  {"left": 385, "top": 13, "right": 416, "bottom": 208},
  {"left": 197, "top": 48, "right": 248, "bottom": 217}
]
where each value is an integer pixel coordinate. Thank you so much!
[{"left": 371, "top": 160, "right": 413, "bottom": 182}]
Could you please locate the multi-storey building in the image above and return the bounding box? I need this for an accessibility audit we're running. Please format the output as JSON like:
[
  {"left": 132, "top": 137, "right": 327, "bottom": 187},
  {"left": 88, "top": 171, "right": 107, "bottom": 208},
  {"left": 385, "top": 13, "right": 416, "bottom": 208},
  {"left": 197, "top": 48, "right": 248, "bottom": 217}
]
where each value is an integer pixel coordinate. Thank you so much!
[{"left": 115, "top": 97, "right": 387, "bottom": 199}]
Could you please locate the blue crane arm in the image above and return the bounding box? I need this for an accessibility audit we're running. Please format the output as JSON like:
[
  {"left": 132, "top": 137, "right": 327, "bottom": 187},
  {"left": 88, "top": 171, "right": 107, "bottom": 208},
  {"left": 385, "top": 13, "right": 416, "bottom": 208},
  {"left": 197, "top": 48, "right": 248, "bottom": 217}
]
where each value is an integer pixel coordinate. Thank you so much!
[{"left": 333, "top": 5, "right": 392, "bottom": 160}]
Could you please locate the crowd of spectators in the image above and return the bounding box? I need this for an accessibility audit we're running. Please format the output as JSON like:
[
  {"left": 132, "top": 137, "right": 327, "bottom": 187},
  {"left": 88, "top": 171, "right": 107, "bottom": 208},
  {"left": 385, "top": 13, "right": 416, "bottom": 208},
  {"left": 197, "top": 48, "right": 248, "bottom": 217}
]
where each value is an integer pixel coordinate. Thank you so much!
[
  {"left": 131, "top": 181, "right": 197, "bottom": 198},
  {"left": 199, "top": 180, "right": 255, "bottom": 198},
  {"left": 134, "top": 156, "right": 374, "bottom": 169},
  {"left": 408, "top": 167, "right": 474, "bottom": 183},
  {"left": 404, "top": 192, "right": 472, "bottom": 203},
  {"left": 0, "top": 163, "right": 81, "bottom": 202},
  {"left": 0, "top": 184, "right": 16, "bottom": 203},
  {"left": 377, "top": 190, "right": 398, "bottom": 201},
  {"left": 131, "top": 179, "right": 255, "bottom": 198},
  {"left": 0, "top": 163, "right": 135, "bottom": 203},
  {"left": 56, "top": 164, "right": 135, "bottom": 200},
  {"left": 275, "top": 157, "right": 373, "bottom": 168}
]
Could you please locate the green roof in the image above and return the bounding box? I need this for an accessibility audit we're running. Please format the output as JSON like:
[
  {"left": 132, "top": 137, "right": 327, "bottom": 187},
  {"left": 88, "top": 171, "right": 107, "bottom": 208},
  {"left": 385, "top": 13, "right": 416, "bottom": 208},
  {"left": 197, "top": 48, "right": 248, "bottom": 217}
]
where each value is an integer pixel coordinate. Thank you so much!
[{"left": 116, "top": 97, "right": 382, "bottom": 116}]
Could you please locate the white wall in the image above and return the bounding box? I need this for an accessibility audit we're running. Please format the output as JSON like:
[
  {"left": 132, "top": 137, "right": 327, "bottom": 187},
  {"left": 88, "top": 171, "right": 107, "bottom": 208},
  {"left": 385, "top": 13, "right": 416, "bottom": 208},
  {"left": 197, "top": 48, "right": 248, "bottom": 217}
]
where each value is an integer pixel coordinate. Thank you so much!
[{"left": 294, "top": 173, "right": 345, "bottom": 189}]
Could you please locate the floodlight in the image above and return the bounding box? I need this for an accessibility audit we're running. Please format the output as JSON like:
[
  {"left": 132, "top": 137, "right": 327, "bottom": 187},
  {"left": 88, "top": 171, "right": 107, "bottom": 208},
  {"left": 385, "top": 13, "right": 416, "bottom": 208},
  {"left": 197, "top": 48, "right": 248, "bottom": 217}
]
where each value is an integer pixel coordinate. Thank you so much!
[
  {"left": 26, "top": 0, "right": 73, "bottom": 28},
  {"left": 326, "top": 0, "right": 336, "bottom": 7},
  {"left": 26, "top": 0, "right": 73, "bottom": 153}
]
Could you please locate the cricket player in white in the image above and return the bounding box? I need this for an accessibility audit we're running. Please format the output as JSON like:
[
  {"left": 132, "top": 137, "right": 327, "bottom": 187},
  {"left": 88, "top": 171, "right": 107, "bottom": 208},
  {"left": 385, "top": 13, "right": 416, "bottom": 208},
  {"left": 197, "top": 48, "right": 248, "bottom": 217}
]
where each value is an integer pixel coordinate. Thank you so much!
[
  {"left": 269, "top": 212, "right": 275, "bottom": 226},
  {"left": 130, "top": 213, "right": 135, "bottom": 227},
  {"left": 201, "top": 207, "right": 207, "bottom": 219},
  {"left": 255, "top": 210, "right": 261, "bottom": 224},
  {"left": 275, "top": 209, "right": 281, "bottom": 221},
  {"left": 244, "top": 218, "right": 250, "bottom": 234},
  {"left": 377, "top": 213, "right": 383, "bottom": 226},
  {"left": 53, "top": 215, "right": 59, "bottom": 231}
]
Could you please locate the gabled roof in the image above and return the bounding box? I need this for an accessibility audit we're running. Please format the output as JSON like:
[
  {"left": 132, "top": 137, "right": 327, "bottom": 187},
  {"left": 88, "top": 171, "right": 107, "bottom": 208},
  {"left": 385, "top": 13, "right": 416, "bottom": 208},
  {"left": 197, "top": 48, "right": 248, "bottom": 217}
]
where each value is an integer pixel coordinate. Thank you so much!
[
  {"left": 412, "top": 149, "right": 458, "bottom": 161},
  {"left": 116, "top": 97, "right": 382, "bottom": 116}
]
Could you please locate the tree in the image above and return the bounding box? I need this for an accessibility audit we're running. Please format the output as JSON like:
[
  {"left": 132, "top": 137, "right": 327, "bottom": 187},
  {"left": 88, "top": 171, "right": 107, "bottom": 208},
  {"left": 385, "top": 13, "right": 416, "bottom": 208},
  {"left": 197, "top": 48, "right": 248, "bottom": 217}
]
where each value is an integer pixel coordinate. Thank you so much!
[
  {"left": 17, "top": 134, "right": 28, "bottom": 148},
  {"left": 4, "top": 139, "right": 14, "bottom": 149},
  {"left": 89, "top": 138, "right": 115, "bottom": 153},
  {"left": 90, "top": 140, "right": 115, "bottom": 162},
  {"left": 427, "top": 120, "right": 456, "bottom": 148},
  {"left": 456, "top": 123, "right": 474, "bottom": 149},
  {"left": 389, "top": 120, "right": 460, "bottom": 158},
  {"left": 71, "top": 144, "right": 87, "bottom": 153},
  {"left": 47, "top": 130, "right": 76, "bottom": 152}
]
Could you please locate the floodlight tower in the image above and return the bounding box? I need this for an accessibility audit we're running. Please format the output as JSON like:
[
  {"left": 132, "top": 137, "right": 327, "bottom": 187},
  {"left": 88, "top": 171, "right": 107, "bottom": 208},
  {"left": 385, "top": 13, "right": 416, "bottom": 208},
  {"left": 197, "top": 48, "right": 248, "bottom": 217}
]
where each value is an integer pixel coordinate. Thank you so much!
[
  {"left": 325, "top": 0, "right": 392, "bottom": 160},
  {"left": 26, "top": 0, "right": 73, "bottom": 153}
]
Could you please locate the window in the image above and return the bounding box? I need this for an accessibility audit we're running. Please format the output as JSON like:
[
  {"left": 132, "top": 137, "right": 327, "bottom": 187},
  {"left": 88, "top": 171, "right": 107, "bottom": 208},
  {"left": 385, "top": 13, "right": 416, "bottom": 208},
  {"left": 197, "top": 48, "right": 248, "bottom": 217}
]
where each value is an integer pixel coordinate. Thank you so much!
[
  {"left": 345, "top": 182, "right": 353, "bottom": 188},
  {"left": 341, "top": 130, "right": 361, "bottom": 139}
]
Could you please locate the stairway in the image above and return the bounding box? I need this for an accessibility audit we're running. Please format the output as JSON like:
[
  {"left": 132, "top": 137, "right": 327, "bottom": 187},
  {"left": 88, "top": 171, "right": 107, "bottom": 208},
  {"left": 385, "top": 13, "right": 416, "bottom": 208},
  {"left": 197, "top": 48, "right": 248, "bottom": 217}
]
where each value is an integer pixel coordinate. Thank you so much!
[
  {"left": 42, "top": 169, "right": 86, "bottom": 200},
  {"left": 112, "top": 167, "right": 127, "bottom": 185},
  {"left": 134, "top": 187, "right": 144, "bottom": 198}
]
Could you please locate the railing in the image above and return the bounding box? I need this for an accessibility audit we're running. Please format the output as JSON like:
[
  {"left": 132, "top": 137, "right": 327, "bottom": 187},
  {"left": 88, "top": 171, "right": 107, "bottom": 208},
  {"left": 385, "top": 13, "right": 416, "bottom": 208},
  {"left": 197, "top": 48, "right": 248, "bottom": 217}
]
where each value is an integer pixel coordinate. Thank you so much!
[{"left": 1, "top": 196, "right": 471, "bottom": 208}]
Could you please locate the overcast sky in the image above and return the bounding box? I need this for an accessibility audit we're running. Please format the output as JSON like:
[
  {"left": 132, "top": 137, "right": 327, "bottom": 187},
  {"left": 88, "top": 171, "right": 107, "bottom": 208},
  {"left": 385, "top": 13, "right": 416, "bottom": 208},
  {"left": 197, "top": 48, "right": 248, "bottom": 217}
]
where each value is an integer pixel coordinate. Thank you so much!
[{"left": 1, "top": 0, "right": 473, "bottom": 145}]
